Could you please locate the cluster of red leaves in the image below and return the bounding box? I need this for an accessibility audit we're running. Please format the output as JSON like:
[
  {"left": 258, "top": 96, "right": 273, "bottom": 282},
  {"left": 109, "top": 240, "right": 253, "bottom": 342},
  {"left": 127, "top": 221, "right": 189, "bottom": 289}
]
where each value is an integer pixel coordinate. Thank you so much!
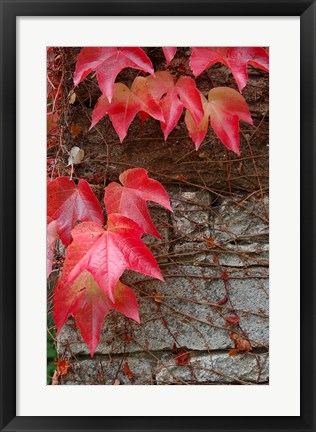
[
  {"left": 48, "top": 169, "right": 172, "bottom": 356},
  {"left": 48, "top": 46, "right": 269, "bottom": 358},
  {"left": 74, "top": 47, "right": 268, "bottom": 155}
]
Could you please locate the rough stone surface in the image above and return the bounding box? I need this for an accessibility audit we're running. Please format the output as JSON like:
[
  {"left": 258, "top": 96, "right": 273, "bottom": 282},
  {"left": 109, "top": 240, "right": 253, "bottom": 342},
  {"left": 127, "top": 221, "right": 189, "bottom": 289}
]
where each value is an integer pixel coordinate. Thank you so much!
[
  {"left": 213, "top": 194, "right": 269, "bottom": 244},
  {"left": 56, "top": 183, "right": 269, "bottom": 384},
  {"left": 59, "top": 351, "right": 269, "bottom": 385},
  {"left": 57, "top": 265, "right": 268, "bottom": 357},
  {"left": 170, "top": 188, "right": 212, "bottom": 240},
  {"left": 215, "top": 243, "right": 269, "bottom": 267},
  {"left": 156, "top": 352, "right": 269, "bottom": 384},
  {"left": 61, "top": 353, "right": 158, "bottom": 385}
]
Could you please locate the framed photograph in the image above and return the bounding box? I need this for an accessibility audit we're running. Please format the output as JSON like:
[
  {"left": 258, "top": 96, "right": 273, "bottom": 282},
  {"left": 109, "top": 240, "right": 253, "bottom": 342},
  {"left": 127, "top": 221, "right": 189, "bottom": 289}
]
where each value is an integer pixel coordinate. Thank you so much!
[{"left": 1, "top": 0, "right": 315, "bottom": 431}]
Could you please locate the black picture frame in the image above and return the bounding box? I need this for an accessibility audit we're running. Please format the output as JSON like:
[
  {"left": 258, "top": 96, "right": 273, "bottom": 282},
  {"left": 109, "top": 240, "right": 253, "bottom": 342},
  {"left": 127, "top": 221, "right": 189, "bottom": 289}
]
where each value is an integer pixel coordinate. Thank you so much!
[{"left": 1, "top": 0, "right": 315, "bottom": 431}]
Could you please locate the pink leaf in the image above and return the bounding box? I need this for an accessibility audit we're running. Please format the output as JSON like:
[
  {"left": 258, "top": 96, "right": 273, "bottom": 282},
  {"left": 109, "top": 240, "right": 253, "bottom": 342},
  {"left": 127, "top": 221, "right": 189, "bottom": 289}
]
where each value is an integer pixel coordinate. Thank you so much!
[
  {"left": 74, "top": 47, "right": 154, "bottom": 102},
  {"left": 146, "top": 71, "right": 204, "bottom": 139},
  {"left": 112, "top": 280, "right": 140, "bottom": 323},
  {"left": 90, "top": 77, "right": 164, "bottom": 141},
  {"left": 47, "top": 177, "right": 104, "bottom": 246},
  {"left": 104, "top": 168, "right": 172, "bottom": 238},
  {"left": 54, "top": 270, "right": 139, "bottom": 356},
  {"left": 185, "top": 87, "right": 253, "bottom": 154},
  {"left": 54, "top": 215, "right": 163, "bottom": 306},
  {"left": 162, "top": 47, "right": 177, "bottom": 64},
  {"left": 190, "top": 47, "right": 269, "bottom": 92}
]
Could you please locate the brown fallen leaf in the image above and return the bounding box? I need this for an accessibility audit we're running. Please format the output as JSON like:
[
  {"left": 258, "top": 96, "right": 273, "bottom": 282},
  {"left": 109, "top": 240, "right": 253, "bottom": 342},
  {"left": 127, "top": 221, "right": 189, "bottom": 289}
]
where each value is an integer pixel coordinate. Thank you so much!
[
  {"left": 229, "top": 348, "right": 238, "bottom": 357},
  {"left": 70, "top": 123, "right": 82, "bottom": 138},
  {"left": 174, "top": 174, "right": 186, "bottom": 181},
  {"left": 230, "top": 332, "right": 253, "bottom": 353},
  {"left": 154, "top": 292, "right": 164, "bottom": 303},
  {"left": 206, "top": 236, "right": 216, "bottom": 248},
  {"left": 55, "top": 359, "right": 71, "bottom": 376}
]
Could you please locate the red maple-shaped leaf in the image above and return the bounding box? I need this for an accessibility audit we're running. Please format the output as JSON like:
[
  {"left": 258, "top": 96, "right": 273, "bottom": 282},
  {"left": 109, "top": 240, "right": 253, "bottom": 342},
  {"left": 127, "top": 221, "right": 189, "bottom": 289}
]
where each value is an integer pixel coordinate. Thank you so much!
[
  {"left": 47, "top": 216, "right": 58, "bottom": 277},
  {"left": 104, "top": 168, "right": 172, "bottom": 238},
  {"left": 224, "top": 315, "right": 240, "bottom": 325},
  {"left": 54, "top": 270, "right": 139, "bottom": 356},
  {"left": 190, "top": 47, "right": 269, "bottom": 92},
  {"left": 146, "top": 71, "right": 204, "bottom": 139},
  {"left": 185, "top": 87, "right": 253, "bottom": 154},
  {"left": 53, "top": 214, "right": 163, "bottom": 304},
  {"left": 47, "top": 177, "right": 104, "bottom": 246},
  {"left": 74, "top": 47, "right": 154, "bottom": 102},
  {"left": 90, "top": 77, "right": 164, "bottom": 141},
  {"left": 162, "top": 47, "right": 177, "bottom": 64}
]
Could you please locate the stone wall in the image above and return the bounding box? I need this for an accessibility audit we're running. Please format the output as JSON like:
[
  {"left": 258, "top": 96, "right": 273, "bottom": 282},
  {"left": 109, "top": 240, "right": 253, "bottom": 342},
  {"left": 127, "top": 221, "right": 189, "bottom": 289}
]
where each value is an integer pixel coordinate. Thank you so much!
[{"left": 57, "top": 188, "right": 269, "bottom": 385}]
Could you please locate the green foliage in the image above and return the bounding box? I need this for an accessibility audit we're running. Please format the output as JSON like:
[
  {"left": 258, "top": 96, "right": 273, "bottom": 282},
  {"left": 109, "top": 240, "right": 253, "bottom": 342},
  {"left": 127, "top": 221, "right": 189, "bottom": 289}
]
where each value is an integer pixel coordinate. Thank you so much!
[{"left": 47, "top": 316, "right": 57, "bottom": 385}]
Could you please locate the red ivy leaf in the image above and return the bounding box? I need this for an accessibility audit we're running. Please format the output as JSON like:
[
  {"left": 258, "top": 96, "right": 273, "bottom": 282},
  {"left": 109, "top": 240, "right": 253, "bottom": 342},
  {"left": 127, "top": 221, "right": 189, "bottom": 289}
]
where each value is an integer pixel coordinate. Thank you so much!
[
  {"left": 216, "top": 295, "right": 229, "bottom": 306},
  {"left": 104, "top": 168, "right": 172, "bottom": 238},
  {"left": 185, "top": 87, "right": 253, "bottom": 154},
  {"left": 54, "top": 270, "right": 139, "bottom": 356},
  {"left": 139, "top": 110, "right": 150, "bottom": 124},
  {"left": 90, "top": 78, "right": 164, "bottom": 141},
  {"left": 190, "top": 47, "right": 269, "bottom": 92},
  {"left": 53, "top": 214, "right": 163, "bottom": 306},
  {"left": 123, "top": 362, "right": 134, "bottom": 379},
  {"left": 47, "top": 177, "right": 104, "bottom": 246},
  {"left": 74, "top": 47, "right": 154, "bottom": 102},
  {"left": 112, "top": 279, "right": 140, "bottom": 323},
  {"left": 162, "top": 47, "right": 177, "bottom": 64},
  {"left": 175, "top": 349, "right": 190, "bottom": 365},
  {"left": 146, "top": 71, "right": 204, "bottom": 140},
  {"left": 47, "top": 216, "right": 58, "bottom": 277},
  {"left": 224, "top": 315, "right": 240, "bottom": 325},
  {"left": 221, "top": 270, "right": 229, "bottom": 281}
]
